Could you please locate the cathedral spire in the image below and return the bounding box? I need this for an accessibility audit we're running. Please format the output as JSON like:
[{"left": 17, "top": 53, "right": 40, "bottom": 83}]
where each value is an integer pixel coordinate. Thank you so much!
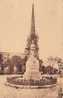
[{"left": 31, "top": 2, "right": 35, "bottom": 34}]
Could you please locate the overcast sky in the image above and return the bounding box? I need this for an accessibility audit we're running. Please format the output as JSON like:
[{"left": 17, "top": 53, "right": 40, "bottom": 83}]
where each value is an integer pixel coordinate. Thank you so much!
[{"left": 0, "top": 0, "right": 63, "bottom": 58}]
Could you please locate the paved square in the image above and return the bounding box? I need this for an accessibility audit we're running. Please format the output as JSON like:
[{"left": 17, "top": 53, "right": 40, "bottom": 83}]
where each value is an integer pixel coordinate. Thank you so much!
[{"left": 0, "top": 75, "right": 58, "bottom": 98}]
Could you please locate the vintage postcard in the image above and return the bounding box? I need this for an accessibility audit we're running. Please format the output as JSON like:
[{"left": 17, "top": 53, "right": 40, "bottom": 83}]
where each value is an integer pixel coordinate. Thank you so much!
[{"left": 0, "top": 0, "right": 62, "bottom": 98}]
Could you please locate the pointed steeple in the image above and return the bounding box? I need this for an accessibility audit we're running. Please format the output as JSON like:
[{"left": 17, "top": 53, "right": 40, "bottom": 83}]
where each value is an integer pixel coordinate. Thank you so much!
[
  {"left": 31, "top": 2, "right": 35, "bottom": 34},
  {"left": 24, "top": 2, "right": 39, "bottom": 58}
]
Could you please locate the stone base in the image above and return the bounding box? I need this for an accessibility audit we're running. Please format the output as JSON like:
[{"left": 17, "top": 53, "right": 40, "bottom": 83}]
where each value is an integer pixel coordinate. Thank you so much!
[
  {"left": 6, "top": 81, "right": 57, "bottom": 89},
  {"left": 24, "top": 55, "right": 41, "bottom": 80},
  {"left": 6, "top": 75, "right": 57, "bottom": 89},
  {"left": 24, "top": 71, "right": 41, "bottom": 80}
]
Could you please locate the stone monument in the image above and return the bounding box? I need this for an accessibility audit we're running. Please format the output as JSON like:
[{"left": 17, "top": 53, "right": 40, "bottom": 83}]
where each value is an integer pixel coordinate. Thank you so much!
[
  {"left": 7, "top": 2, "right": 57, "bottom": 88},
  {"left": 24, "top": 3, "right": 41, "bottom": 80}
]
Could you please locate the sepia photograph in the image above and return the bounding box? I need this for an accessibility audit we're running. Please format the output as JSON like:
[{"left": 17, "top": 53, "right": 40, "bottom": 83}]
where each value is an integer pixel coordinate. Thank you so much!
[{"left": 0, "top": 0, "right": 63, "bottom": 98}]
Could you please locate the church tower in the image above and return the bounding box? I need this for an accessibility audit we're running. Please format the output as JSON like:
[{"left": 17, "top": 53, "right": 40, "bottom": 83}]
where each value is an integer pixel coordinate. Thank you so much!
[{"left": 25, "top": 3, "right": 39, "bottom": 59}]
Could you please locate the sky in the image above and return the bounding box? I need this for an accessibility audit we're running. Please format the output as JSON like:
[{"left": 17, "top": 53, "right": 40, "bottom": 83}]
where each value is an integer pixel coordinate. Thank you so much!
[{"left": 0, "top": 0, "right": 63, "bottom": 58}]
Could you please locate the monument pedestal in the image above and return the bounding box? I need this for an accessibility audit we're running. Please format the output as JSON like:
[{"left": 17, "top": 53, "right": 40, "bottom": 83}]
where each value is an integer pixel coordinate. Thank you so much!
[{"left": 24, "top": 55, "right": 41, "bottom": 80}]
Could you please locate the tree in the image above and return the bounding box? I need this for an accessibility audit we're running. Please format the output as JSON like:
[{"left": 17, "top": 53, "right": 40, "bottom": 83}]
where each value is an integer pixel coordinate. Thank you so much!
[
  {"left": 0, "top": 53, "right": 4, "bottom": 74},
  {"left": 45, "top": 56, "right": 58, "bottom": 74},
  {"left": 11, "top": 55, "right": 25, "bottom": 74},
  {"left": 54, "top": 57, "right": 63, "bottom": 74},
  {"left": 6, "top": 58, "right": 14, "bottom": 74}
]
